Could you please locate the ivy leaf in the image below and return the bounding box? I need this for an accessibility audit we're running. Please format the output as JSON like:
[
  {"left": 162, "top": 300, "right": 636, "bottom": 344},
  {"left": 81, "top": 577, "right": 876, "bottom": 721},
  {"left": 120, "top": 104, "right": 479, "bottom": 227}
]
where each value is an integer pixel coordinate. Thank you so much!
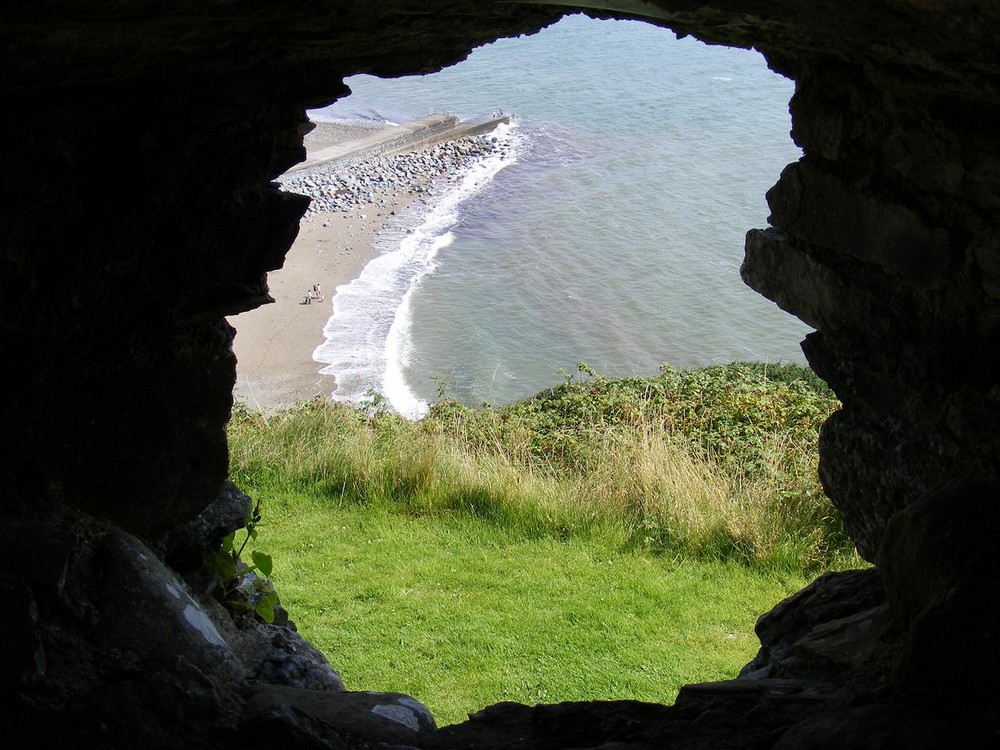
[
  {"left": 212, "top": 550, "right": 237, "bottom": 581},
  {"left": 219, "top": 532, "right": 235, "bottom": 554},
  {"left": 251, "top": 550, "right": 273, "bottom": 577},
  {"left": 255, "top": 591, "right": 277, "bottom": 623}
]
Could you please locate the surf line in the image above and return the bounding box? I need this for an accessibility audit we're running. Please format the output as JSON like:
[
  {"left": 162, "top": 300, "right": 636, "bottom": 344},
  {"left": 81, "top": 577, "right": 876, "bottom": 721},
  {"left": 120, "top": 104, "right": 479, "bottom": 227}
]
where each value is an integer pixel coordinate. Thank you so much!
[{"left": 314, "top": 121, "right": 523, "bottom": 419}]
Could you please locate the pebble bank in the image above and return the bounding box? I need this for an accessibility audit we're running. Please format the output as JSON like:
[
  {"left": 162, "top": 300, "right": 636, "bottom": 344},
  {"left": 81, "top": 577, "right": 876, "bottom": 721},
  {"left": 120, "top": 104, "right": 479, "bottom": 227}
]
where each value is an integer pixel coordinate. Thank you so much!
[{"left": 278, "top": 133, "right": 514, "bottom": 218}]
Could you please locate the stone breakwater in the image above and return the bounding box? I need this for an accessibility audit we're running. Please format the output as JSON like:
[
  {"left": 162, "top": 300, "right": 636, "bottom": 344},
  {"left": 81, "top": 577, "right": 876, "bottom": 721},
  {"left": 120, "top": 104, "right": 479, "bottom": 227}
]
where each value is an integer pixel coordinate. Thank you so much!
[{"left": 278, "top": 132, "right": 514, "bottom": 219}]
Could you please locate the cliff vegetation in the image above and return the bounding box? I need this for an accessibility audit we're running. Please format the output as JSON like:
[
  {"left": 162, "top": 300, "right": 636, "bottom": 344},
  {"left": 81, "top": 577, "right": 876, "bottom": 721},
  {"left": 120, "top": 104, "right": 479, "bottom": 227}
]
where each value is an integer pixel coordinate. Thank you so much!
[
  {"left": 230, "top": 362, "right": 852, "bottom": 570},
  {"left": 227, "top": 363, "right": 859, "bottom": 723}
]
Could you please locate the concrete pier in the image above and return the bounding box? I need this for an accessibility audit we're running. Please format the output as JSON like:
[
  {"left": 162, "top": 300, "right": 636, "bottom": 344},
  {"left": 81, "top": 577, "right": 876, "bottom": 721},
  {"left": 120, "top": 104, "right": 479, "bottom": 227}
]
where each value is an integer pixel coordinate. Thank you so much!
[{"left": 289, "top": 113, "right": 511, "bottom": 173}]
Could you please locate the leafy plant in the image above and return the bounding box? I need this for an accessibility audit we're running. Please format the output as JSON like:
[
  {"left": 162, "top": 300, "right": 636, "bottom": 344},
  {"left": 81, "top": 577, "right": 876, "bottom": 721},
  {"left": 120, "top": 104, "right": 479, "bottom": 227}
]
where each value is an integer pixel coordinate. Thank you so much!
[
  {"left": 361, "top": 389, "right": 391, "bottom": 416},
  {"left": 210, "top": 499, "right": 280, "bottom": 623}
]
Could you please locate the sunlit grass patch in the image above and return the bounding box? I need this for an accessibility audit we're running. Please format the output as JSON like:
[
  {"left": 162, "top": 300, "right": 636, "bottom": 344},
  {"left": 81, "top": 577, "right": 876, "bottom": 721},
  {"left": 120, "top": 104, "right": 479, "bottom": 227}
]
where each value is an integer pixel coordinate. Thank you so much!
[{"left": 228, "top": 362, "right": 861, "bottom": 725}]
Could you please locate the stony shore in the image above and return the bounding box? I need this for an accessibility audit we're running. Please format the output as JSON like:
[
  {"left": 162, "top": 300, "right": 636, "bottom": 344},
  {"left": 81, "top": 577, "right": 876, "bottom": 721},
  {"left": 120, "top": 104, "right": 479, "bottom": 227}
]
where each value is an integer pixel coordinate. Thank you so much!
[
  {"left": 278, "top": 131, "right": 514, "bottom": 217},
  {"left": 229, "top": 120, "right": 513, "bottom": 411}
]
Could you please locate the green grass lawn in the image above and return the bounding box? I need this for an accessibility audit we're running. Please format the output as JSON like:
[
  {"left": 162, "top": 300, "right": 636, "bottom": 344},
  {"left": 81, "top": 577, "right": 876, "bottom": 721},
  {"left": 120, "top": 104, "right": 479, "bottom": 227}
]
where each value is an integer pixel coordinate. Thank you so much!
[
  {"left": 250, "top": 500, "right": 809, "bottom": 726},
  {"left": 229, "top": 363, "right": 855, "bottom": 726}
]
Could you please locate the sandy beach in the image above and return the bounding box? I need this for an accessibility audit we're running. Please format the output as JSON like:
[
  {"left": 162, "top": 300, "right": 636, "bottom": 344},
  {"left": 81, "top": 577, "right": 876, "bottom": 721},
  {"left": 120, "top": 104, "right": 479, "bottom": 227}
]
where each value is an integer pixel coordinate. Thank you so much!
[
  {"left": 229, "top": 118, "right": 511, "bottom": 412},
  {"left": 229, "top": 121, "right": 422, "bottom": 411}
]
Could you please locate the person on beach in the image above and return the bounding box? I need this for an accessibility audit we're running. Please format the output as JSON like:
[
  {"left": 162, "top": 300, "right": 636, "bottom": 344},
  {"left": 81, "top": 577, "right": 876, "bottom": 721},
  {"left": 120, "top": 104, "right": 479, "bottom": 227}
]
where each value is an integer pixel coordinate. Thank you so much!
[{"left": 303, "top": 284, "right": 323, "bottom": 305}]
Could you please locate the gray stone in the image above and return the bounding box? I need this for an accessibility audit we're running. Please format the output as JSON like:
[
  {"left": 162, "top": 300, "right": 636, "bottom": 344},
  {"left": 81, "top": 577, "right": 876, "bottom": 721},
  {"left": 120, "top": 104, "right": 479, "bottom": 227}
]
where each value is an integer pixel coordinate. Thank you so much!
[
  {"left": 237, "top": 685, "right": 435, "bottom": 747},
  {"left": 165, "top": 480, "right": 253, "bottom": 574},
  {"left": 237, "top": 620, "right": 345, "bottom": 691},
  {"left": 96, "top": 532, "right": 242, "bottom": 678}
]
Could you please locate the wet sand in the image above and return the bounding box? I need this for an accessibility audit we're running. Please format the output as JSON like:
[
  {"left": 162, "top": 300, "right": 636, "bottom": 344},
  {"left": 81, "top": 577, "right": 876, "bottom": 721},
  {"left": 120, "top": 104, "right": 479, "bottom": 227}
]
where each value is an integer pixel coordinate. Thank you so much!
[
  {"left": 229, "top": 117, "right": 508, "bottom": 412},
  {"left": 229, "top": 121, "right": 421, "bottom": 411}
]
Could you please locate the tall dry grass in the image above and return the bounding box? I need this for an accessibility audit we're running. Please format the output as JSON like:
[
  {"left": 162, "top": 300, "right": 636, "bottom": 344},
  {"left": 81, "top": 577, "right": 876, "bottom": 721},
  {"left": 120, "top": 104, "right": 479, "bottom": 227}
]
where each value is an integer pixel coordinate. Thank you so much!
[{"left": 229, "top": 363, "right": 857, "bottom": 571}]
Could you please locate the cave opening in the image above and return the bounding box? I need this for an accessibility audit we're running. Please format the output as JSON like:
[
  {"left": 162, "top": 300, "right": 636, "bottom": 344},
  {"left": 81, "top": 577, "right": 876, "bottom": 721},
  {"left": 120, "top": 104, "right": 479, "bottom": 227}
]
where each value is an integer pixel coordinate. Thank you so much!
[
  {"left": 225, "top": 14, "right": 845, "bottom": 727},
  {"left": 233, "top": 14, "right": 810, "bottom": 413}
]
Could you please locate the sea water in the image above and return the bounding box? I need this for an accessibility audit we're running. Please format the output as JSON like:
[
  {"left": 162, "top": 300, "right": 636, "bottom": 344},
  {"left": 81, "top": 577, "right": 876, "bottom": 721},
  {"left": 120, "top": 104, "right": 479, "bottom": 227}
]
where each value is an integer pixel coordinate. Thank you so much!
[{"left": 310, "top": 15, "right": 808, "bottom": 417}]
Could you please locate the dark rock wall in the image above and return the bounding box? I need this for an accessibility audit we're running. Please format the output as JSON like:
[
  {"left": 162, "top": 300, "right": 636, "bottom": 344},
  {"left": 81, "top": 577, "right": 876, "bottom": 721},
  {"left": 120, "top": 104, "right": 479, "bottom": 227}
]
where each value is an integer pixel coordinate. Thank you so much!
[
  {"left": 743, "top": 45, "right": 1000, "bottom": 560},
  {"left": 2, "top": 0, "right": 999, "bottom": 746},
  {"left": 1, "top": 1, "right": 565, "bottom": 534}
]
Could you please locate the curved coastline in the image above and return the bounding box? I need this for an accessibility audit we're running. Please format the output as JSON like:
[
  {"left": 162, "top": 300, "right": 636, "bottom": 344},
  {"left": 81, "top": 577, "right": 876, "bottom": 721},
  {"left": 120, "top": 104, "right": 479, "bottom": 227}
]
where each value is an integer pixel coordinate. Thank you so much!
[
  {"left": 314, "top": 122, "right": 520, "bottom": 418},
  {"left": 228, "top": 117, "right": 514, "bottom": 413}
]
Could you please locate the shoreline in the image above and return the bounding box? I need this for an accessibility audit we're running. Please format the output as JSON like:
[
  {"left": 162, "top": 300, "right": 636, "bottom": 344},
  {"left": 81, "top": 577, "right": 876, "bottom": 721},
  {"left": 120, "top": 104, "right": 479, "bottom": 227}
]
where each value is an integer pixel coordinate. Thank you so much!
[
  {"left": 229, "top": 194, "right": 422, "bottom": 412},
  {"left": 229, "top": 118, "right": 509, "bottom": 413},
  {"left": 230, "top": 120, "right": 422, "bottom": 412}
]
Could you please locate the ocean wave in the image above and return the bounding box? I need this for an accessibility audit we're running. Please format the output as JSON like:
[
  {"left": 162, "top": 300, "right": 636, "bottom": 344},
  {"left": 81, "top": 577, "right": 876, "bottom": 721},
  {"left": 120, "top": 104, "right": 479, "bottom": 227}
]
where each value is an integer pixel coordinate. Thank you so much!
[
  {"left": 383, "top": 231, "right": 456, "bottom": 418},
  {"left": 313, "top": 122, "right": 524, "bottom": 418}
]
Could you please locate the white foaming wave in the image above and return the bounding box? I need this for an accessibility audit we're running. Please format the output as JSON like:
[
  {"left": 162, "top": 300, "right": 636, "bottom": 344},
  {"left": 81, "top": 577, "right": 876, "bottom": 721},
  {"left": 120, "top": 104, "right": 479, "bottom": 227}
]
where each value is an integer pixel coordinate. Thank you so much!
[
  {"left": 382, "top": 231, "right": 455, "bottom": 419},
  {"left": 383, "top": 126, "right": 523, "bottom": 417},
  {"left": 313, "top": 121, "right": 523, "bottom": 418}
]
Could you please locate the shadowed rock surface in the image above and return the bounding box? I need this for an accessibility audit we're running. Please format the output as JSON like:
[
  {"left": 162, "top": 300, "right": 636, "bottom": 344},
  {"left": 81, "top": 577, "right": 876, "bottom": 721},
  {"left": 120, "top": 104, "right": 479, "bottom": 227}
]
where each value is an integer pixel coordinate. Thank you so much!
[{"left": 1, "top": 1, "right": 998, "bottom": 747}]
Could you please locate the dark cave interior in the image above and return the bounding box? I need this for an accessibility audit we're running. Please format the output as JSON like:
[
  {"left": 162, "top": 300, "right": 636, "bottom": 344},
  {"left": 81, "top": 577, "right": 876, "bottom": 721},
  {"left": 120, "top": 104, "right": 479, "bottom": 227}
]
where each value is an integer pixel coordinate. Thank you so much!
[{"left": 1, "top": 1, "right": 998, "bottom": 747}]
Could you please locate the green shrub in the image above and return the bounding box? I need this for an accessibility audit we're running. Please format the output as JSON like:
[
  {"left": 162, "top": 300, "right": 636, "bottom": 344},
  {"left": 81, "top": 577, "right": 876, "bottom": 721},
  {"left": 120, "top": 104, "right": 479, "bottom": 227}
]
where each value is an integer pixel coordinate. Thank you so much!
[{"left": 228, "top": 363, "right": 856, "bottom": 573}]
